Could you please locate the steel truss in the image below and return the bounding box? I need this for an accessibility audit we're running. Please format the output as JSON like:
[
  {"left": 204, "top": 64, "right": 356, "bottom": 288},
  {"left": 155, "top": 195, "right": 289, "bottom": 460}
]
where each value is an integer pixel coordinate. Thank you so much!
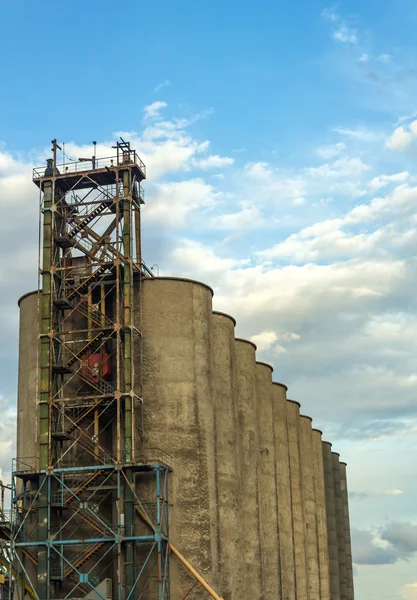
[{"left": 10, "top": 140, "right": 171, "bottom": 599}]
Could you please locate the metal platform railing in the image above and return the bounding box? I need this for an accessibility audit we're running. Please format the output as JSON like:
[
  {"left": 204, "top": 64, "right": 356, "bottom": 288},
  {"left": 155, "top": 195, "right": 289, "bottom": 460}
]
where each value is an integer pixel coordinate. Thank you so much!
[{"left": 33, "top": 150, "right": 146, "bottom": 180}]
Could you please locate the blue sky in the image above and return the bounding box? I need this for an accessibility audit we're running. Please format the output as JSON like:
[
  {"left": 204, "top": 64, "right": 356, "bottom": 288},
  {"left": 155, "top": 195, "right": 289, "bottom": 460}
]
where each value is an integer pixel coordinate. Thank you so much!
[{"left": 2, "top": 1, "right": 417, "bottom": 599}]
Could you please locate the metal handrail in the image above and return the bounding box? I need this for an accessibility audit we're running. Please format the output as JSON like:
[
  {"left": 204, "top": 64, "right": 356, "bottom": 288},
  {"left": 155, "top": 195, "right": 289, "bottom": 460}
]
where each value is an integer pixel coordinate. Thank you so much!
[{"left": 33, "top": 151, "right": 146, "bottom": 180}]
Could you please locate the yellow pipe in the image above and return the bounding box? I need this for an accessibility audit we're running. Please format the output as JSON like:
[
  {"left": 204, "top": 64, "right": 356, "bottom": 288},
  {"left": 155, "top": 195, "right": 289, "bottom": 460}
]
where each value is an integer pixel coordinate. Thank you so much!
[
  {"left": 0, "top": 555, "right": 36, "bottom": 599},
  {"left": 133, "top": 504, "right": 223, "bottom": 600},
  {"left": 169, "top": 544, "right": 224, "bottom": 600}
]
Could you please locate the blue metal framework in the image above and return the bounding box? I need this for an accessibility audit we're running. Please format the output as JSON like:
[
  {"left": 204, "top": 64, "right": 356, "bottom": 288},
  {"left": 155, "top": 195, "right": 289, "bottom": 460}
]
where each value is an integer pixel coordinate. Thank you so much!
[{"left": 10, "top": 460, "right": 170, "bottom": 599}]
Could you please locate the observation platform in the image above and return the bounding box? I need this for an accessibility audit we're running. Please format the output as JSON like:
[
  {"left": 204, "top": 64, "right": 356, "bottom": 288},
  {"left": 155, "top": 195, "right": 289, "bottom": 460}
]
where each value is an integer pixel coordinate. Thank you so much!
[{"left": 32, "top": 150, "right": 146, "bottom": 192}]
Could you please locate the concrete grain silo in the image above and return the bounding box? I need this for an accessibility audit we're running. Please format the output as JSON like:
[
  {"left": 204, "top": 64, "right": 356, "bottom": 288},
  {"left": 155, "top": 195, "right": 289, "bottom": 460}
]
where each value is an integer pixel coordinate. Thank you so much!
[
  {"left": 256, "top": 363, "right": 281, "bottom": 600},
  {"left": 311, "top": 429, "right": 330, "bottom": 600},
  {"left": 286, "top": 401, "right": 309, "bottom": 600},
  {"left": 235, "top": 339, "right": 263, "bottom": 600},
  {"left": 272, "top": 383, "right": 296, "bottom": 600},
  {"left": 9, "top": 141, "right": 355, "bottom": 600}
]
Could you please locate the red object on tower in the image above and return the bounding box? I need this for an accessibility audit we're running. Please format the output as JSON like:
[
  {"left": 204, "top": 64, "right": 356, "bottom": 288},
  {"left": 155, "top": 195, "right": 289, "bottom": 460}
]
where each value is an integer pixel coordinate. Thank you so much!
[{"left": 81, "top": 347, "right": 111, "bottom": 382}]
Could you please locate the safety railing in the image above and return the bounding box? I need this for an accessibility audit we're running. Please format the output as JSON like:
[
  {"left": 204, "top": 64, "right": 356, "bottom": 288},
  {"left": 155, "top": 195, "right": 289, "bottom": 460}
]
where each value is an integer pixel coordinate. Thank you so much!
[{"left": 33, "top": 151, "right": 146, "bottom": 180}]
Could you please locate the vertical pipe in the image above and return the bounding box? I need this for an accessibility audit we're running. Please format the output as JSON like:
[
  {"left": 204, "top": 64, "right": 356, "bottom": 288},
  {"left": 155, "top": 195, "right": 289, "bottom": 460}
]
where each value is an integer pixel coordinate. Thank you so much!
[
  {"left": 272, "top": 382, "right": 296, "bottom": 600},
  {"left": 332, "top": 452, "right": 348, "bottom": 600},
  {"left": 39, "top": 180, "right": 53, "bottom": 472},
  {"left": 122, "top": 168, "right": 134, "bottom": 595},
  {"left": 135, "top": 206, "right": 141, "bottom": 267},
  {"left": 286, "top": 400, "right": 308, "bottom": 600},
  {"left": 339, "top": 462, "right": 354, "bottom": 600},
  {"left": 211, "top": 313, "right": 243, "bottom": 600},
  {"left": 299, "top": 415, "right": 320, "bottom": 600},
  {"left": 235, "top": 339, "right": 262, "bottom": 600},
  {"left": 38, "top": 179, "right": 54, "bottom": 600},
  {"left": 311, "top": 429, "right": 330, "bottom": 600},
  {"left": 322, "top": 442, "right": 340, "bottom": 600},
  {"left": 256, "top": 362, "right": 281, "bottom": 599}
]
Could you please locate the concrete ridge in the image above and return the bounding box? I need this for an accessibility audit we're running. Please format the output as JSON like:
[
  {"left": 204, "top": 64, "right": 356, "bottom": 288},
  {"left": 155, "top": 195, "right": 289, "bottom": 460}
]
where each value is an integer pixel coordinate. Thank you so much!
[
  {"left": 331, "top": 451, "right": 340, "bottom": 457},
  {"left": 256, "top": 361, "right": 274, "bottom": 373},
  {"left": 300, "top": 414, "right": 313, "bottom": 422},
  {"left": 287, "top": 399, "right": 301, "bottom": 407},
  {"left": 340, "top": 461, "right": 347, "bottom": 466},
  {"left": 312, "top": 428, "right": 323, "bottom": 435},
  {"left": 18, "top": 290, "right": 38, "bottom": 307},
  {"left": 143, "top": 276, "right": 214, "bottom": 297},
  {"left": 235, "top": 337, "right": 257, "bottom": 350},
  {"left": 272, "top": 381, "right": 288, "bottom": 391},
  {"left": 322, "top": 440, "right": 332, "bottom": 447},
  {"left": 212, "top": 311, "right": 237, "bottom": 326}
]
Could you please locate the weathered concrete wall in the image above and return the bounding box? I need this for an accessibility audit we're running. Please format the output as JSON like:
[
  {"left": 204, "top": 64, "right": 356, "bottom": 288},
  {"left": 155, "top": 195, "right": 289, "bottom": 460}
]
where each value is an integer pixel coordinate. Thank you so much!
[
  {"left": 299, "top": 415, "right": 320, "bottom": 600},
  {"left": 211, "top": 312, "right": 243, "bottom": 600},
  {"left": 17, "top": 291, "right": 39, "bottom": 465},
  {"left": 322, "top": 442, "right": 340, "bottom": 600},
  {"left": 312, "top": 429, "right": 330, "bottom": 600},
  {"left": 340, "top": 462, "right": 354, "bottom": 600},
  {"left": 286, "top": 400, "right": 308, "bottom": 600},
  {"left": 140, "top": 277, "right": 219, "bottom": 600},
  {"left": 256, "top": 363, "right": 281, "bottom": 600},
  {"left": 332, "top": 452, "right": 348, "bottom": 600},
  {"left": 272, "top": 382, "right": 296, "bottom": 600},
  {"left": 235, "top": 339, "right": 262, "bottom": 600},
  {"left": 17, "top": 278, "right": 356, "bottom": 600}
]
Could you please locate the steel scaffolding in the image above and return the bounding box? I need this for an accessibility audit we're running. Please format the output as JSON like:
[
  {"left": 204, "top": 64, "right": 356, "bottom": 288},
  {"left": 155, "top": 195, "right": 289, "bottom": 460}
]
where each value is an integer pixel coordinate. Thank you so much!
[{"left": 9, "top": 140, "right": 171, "bottom": 599}]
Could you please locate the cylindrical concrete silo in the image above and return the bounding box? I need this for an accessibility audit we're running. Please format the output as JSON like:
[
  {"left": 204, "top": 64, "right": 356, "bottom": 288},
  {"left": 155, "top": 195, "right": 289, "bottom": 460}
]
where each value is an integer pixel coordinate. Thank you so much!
[
  {"left": 332, "top": 452, "right": 347, "bottom": 600},
  {"left": 235, "top": 338, "right": 262, "bottom": 600},
  {"left": 211, "top": 312, "right": 243, "bottom": 600},
  {"left": 322, "top": 442, "right": 340, "bottom": 600},
  {"left": 272, "top": 382, "right": 296, "bottom": 600},
  {"left": 17, "top": 291, "right": 39, "bottom": 465},
  {"left": 256, "top": 362, "right": 281, "bottom": 600},
  {"left": 311, "top": 429, "right": 330, "bottom": 600},
  {"left": 140, "top": 277, "right": 219, "bottom": 600},
  {"left": 286, "top": 400, "right": 308, "bottom": 600},
  {"left": 299, "top": 415, "right": 320, "bottom": 600},
  {"left": 340, "top": 462, "right": 354, "bottom": 600}
]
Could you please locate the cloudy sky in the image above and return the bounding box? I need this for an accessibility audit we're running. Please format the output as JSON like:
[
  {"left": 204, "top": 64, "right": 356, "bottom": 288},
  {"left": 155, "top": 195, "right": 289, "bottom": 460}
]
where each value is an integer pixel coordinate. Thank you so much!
[{"left": 2, "top": 0, "right": 417, "bottom": 598}]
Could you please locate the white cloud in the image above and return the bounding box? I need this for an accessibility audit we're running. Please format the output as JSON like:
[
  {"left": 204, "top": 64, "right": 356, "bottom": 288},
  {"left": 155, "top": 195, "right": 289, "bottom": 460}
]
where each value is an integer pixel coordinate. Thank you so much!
[
  {"left": 409, "top": 120, "right": 417, "bottom": 137},
  {"left": 250, "top": 330, "right": 278, "bottom": 351},
  {"left": 246, "top": 161, "right": 272, "bottom": 180},
  {"left": 315, "top": 142, "right": 346, "bottom": 159},
  {"left": 359, "top": 53, "right": 369, "bottom": 63},
  {"left": 306, "top": 157, "right": 370, "bottom": 178},
  {"left": 334, "top": 126, "right": 382, "bottom": 142},
  {"left": 144, "top": 101, "right": 168, "bottom": 119},
  {"left": 402, "top": 583, "right": 417, "bottom": 600},
  {"left": 193, "top": 154, "right": 234, "bottom": 169},
  {"left": 144, "top": 179, "right": 219, "bottom": 228},
  {"left": 155, "top": 80, "right": 171, "bottom": 92},
  {"left": 385, "top": 126, "right": 413, "bottom": 150},
  {"left": 332, "top": 25, "right": 357, "bottom": 45},
  {"left": 368, "top": 172, "right": 409, "bottom": 191},
  {"left": 378, "top": 54, "right": 391, "bottom": 64},
  {"left": 321, "top": 8, "right": 339, "bottom": 22},
  {"left": 211, "top": 203, "right": 264, "bottom": 230}
]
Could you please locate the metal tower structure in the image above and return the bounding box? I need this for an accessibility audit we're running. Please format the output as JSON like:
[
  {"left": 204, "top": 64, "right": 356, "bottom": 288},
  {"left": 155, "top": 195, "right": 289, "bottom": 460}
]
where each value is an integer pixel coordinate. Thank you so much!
[{"left": 10, "top": 139, "right": 171, "bottom": 600}]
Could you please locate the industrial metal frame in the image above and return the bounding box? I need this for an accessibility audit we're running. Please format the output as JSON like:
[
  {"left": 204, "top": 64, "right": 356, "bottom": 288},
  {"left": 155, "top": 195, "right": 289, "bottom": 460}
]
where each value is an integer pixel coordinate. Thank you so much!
[{"left": 9, "top": 140, "right": 171, "bottom": 600}]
